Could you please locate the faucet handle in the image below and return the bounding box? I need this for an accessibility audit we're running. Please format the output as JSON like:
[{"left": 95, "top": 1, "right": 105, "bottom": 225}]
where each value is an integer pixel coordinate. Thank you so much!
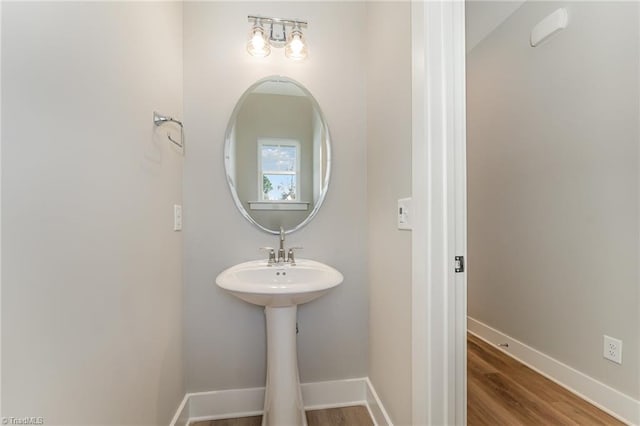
[
  {"left": 287, "top": 246, "right": 303, "bottom": 265},
  {"left": 259, "top": 247, "right": 276, "bottom": 265}
]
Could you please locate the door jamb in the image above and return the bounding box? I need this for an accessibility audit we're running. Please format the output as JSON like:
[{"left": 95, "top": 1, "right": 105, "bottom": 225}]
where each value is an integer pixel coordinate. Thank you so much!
[{"left": 411, "top": 1, "right": 467, "bottom": 424}]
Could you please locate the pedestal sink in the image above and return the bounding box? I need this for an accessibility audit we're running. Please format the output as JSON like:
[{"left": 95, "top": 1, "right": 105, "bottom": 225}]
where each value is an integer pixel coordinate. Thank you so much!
[{"left": 215, "top": 259, "right": 343, "bottom": 426}]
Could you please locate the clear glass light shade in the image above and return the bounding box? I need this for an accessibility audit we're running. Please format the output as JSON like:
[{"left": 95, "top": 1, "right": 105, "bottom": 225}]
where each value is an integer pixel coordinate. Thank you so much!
[
  {"left": 285, "top": 28, "right": 308, "bottom": 61},
  {"left": 247, "top": 25, "right": 271, "bottom": 57}
]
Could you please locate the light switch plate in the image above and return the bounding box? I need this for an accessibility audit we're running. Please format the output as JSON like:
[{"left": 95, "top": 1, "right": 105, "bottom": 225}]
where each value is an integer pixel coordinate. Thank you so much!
[
  {"left": 397, "top": 197, "right": 412, "bottom": 230},
  {"left": 174, "top": 204, "right": 182, "bottom": 231}
]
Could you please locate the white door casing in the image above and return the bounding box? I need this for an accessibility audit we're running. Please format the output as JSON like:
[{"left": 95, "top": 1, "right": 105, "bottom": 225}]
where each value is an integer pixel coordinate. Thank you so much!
[{"left": 411, "top": 1, "right": 467, "bottom": 425}]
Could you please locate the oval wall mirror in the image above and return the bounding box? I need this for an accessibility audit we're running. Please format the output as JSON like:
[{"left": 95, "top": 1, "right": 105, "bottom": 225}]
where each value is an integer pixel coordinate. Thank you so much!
[{"left": 224, "top": 76, "right": 331, "bottom": 234}]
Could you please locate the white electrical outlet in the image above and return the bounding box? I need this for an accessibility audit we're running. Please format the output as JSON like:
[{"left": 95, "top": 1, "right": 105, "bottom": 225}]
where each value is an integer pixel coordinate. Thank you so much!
[{"left": 603, "top": 335, "right": 622, "bottom": 364}]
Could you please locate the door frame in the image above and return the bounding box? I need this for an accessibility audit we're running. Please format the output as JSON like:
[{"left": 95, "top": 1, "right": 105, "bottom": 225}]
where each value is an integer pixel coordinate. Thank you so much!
[{"left": 411, "top": 1, "right": 467, "bottom": 424}]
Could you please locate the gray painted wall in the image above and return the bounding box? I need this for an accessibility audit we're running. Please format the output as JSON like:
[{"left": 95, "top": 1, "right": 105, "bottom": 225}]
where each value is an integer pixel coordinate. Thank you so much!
[
  {"left": 2, "top": 2, "right": 184, "bottom": 424},
  {"left": 183, "top": 1, "right": 368, "bottom": 392},
  {"left": 467, "top": 1, "right": 640, "bottom": 399},
  {"left": 367, "top": 2, "right": 413, "bottom": 425}
]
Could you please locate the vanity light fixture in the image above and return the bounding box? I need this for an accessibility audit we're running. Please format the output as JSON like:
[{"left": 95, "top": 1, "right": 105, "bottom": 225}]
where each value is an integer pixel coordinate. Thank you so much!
[{"left": 247, "top": 15, "right": 308, "bottom": 60}]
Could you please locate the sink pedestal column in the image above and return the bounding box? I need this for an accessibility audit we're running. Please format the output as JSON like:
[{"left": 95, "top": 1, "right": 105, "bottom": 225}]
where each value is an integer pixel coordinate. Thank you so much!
[{"left": 263, "top": 305, "right": 306, "bottom": 426}]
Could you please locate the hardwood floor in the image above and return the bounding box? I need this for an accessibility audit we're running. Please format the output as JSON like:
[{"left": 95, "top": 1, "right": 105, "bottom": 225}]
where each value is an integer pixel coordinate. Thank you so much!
[
  {"left": 468, "top": 333, "right": 624, "bottom": 426},
  {"left": 192, "top": 416, "right": 261, "bottom": 426},
  {"left": 306, "top": 406, "right": 374, "bottom": 426},
  {"left": 191, "top": 405, "right": 373, "bottom": 426}
]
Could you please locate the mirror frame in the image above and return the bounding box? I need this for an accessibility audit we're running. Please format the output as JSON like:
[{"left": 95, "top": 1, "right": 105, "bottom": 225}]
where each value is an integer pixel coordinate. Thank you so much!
[{"left": 223, "top": 75, "right": 332, "bottom": 235}]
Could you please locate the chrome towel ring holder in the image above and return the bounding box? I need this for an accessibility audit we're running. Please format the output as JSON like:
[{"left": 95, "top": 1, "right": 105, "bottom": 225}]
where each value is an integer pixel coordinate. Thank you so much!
[{"left": 153, "top": 111, "right": 184, "bottom": 149}]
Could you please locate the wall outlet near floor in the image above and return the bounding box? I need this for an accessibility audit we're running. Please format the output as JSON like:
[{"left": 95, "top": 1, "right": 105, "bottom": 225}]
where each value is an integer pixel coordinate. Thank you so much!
[{"left": 603, "top": 335, "right": 622, "bottom": 364}]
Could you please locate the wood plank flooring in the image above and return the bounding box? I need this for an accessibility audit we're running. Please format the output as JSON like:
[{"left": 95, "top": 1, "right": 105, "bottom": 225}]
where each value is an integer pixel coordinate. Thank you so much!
[
  {"left": 306, "top": 406, "right": 374, "bottom": 426},
  {"left": 192, "top": 405, "right": 373, "bottom": 426},
  {"left": 468, "top": 333, "right": 624, "bottom": 426}
]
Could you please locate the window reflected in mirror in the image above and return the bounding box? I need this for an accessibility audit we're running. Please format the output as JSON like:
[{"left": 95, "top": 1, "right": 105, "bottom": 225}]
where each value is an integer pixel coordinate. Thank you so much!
[{"left": 259, "top": 139, "right": 300, "bottom": 201}]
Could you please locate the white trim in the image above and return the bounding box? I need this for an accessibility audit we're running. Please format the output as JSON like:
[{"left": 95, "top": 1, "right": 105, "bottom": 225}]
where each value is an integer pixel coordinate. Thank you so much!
[
  {"left": 248, "top": 201, "right": 309, "bottom": 211},
  {"left": 189, "top": 386, "right": 264, "bottom": 423},
  {"left": 169, "top": 378, "right": 393, "bottom": 426},
  {"left": 365, "top": 378, "right": 393, "bottom": 426},
  {"left": 169, "top": 394, "right": 190, "bottom": 426},
  {"left": 411, "top": 1, "right": 467, "bottom": 425},
  {"left": 451, "top": 1, "right": 468, "bottom": 424},
  {"left": 468, "top": 317, "right": 640, "bottom": 425},
  {"left": 0, "top": 0, "right": 4, "bottom": 417}
]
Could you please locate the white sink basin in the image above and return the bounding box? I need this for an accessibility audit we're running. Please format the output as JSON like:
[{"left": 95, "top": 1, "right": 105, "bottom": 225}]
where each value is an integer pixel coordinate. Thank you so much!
[
  {"left": 216, "top": 258, "right": 343, "bottom": 424},
  {"left": 215, "top": 259, "right": 343, "bottom": 307}
]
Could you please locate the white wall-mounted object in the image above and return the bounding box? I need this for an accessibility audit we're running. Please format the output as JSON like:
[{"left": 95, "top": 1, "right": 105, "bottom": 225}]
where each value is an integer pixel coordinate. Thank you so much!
[
  {"left": 397, "top": 197, "right": 413, "bottom": 230},
  {"left": 154, "top": 111, "right": 185, "bottom": 151},
  {"left": 216, "top": 260, "right": 343, "bottom": 425},
  {"left": 246, "top": 15, "right": 308, "bottom": 60},
  {"left": 603, "top": 335, "right": 623, "bottom": 365},
  {"left": 174, "top": 204, "right": 183, "bottom": 231},
  {"left": 530, "top": 8, "right": 568, "bottom": 47}
]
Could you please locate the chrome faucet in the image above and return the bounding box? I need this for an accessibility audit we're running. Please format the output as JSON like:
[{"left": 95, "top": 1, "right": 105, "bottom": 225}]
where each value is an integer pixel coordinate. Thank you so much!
[
  {"left": 260, "top": 227, "right": 303, "bottom": 266},
  {"left": 278, "top": 226, "right": 286, "bottom": 263}
]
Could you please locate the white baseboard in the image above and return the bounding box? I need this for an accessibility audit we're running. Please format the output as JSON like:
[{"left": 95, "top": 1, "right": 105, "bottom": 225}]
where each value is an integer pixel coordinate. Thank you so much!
[
  {"left": 468, "top": 317, "right": 640, "bottom": 425},
  {"left": 365, "top": 378, "right": 394, "bottom": 426},
  {"left": 169, "top": 377, "right": 393, "bottom": 426},
  {"left": 170, "top": 393, "right": 190, "bottom": 426}
]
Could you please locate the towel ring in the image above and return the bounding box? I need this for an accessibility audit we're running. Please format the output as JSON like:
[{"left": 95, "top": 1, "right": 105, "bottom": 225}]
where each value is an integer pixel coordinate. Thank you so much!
[{"left": 153, "top": 111, "right": 184, "bottom": 149}]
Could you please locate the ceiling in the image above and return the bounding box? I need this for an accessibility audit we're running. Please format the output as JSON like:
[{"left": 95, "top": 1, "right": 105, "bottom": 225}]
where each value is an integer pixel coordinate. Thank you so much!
[{"left": 466, "top": 0, "right": 526, "bottom": 53}]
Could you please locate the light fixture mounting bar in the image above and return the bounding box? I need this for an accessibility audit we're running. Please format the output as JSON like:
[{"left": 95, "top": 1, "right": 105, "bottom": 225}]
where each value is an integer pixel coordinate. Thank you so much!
[{"left": 248, "top": 15, "right": 308, "bottom": 28}]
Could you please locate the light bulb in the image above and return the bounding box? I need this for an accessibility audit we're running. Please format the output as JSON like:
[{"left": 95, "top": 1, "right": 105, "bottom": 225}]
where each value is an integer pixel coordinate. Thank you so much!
[
  {"left": 289, "top": 36, "right": 303, "bottom": 54},
  {"left": 252, "top": 32, "right": 265, "bottom": 49},
  {"left": 247, "top": 24, "right": 270, "bottom": 57},
  {"left": 285, "top": 27, "right": 308, "bottom": 61}
]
